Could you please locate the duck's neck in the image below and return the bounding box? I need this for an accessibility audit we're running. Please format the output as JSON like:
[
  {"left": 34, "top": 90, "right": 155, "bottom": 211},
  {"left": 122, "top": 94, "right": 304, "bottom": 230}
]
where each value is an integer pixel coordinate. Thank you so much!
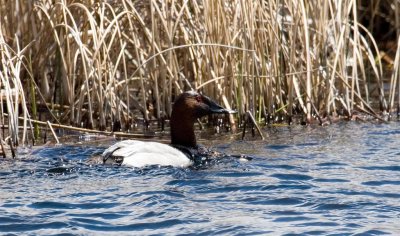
[{"left": 170, "top": 114, "right": 197, "bottom": 148}]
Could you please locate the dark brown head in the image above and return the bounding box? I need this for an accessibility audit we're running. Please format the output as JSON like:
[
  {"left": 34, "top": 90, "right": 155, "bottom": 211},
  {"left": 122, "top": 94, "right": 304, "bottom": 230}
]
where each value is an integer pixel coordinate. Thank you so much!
[{"left": 170, "top": 91, "right": 235, "bottom": 147}]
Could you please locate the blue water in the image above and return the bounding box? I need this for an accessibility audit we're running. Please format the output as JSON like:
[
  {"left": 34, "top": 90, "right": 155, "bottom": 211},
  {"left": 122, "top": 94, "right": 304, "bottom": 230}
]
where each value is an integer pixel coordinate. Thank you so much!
[{"left": 1, "top": 122, "right": 400, "bottom": 235}]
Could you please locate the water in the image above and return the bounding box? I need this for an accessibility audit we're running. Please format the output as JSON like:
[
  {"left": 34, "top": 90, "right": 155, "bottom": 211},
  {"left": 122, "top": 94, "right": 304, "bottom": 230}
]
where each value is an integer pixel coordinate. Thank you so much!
[{"left": 1, "top": 122, "right": 400, "bottom": 235}]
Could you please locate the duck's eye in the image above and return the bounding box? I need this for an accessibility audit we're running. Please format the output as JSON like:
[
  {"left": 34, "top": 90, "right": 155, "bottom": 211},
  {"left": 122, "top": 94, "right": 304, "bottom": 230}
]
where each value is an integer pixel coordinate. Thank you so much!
[{"left": 195, "top": 95, "right": 203, "bottom": 103}]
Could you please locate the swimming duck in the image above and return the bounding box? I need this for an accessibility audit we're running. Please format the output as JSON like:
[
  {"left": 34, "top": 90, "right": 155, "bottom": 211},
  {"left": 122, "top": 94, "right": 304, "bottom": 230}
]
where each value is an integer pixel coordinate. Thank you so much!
[{"left": 102, "top": 91, "right": 235, "bottom": 168}]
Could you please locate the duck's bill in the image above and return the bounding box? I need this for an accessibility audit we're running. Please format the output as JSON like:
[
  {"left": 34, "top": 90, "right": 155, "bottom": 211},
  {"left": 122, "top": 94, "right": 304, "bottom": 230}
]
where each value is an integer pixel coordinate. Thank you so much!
[
  {"left": 210, "top": 107, "right": 237, "bottom": 114},
  {"left": 203, "top": 94, "right": 237, "bottom": 114},
  {"left": 222, "top": 108, "right": 237, "bottom": 114},
  {"left": 208, "top": 101, "right": 237, "bottom": 114}
]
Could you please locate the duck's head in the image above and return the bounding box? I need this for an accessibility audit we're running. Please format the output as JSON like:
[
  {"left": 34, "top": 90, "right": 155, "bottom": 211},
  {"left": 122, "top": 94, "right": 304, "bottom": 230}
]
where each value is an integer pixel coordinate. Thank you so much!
[
  {"left": 170, "top": 91, "right": 235, "bottom": 147},
  {"left": 172, "top": 91, "right": 235, "bottom": 118}
]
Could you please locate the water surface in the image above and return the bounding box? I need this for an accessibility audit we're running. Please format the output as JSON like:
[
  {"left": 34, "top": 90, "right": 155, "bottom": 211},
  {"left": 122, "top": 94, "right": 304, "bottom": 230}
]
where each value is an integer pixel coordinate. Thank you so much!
[{"left": 1, "top": 122, "right": 399, "bottom": 235}]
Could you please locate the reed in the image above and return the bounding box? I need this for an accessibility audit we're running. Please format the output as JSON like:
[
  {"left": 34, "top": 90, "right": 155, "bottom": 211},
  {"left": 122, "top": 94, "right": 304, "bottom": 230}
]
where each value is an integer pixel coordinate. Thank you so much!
[{"left": 0, "top": 0, "right": 398, "bottom": 146}]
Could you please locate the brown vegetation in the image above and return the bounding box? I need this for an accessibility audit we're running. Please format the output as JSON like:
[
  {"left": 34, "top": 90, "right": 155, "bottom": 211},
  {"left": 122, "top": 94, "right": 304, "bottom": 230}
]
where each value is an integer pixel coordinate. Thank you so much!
[{"left": 0, "top": 0, "right": 399, "bottom": 148}]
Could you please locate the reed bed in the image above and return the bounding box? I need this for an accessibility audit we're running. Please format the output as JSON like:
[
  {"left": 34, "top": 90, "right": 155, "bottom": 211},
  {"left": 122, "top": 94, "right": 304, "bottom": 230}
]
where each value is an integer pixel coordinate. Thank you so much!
[{"left": 0, "top": 0, "right": 399, "bottom": 147}]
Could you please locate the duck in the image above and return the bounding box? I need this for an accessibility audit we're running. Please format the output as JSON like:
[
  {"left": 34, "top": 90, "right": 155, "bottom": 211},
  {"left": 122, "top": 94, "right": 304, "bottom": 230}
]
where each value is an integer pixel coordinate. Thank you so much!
[{"left": 102, "top": 91, "right": 236, "bottom": 168}]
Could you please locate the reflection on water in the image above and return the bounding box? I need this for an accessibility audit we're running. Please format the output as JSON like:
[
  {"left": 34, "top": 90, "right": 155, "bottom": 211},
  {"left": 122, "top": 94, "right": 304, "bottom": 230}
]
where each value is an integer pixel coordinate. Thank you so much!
[{"left": 1, "top": 122, "right": 400, "bottom": 235}]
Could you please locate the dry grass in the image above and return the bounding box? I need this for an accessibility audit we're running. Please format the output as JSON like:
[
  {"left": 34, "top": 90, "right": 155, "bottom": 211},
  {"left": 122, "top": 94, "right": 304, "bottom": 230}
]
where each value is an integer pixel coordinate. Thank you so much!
[{"left": 0, "top": 0, "right": 399, "bottom": 147}]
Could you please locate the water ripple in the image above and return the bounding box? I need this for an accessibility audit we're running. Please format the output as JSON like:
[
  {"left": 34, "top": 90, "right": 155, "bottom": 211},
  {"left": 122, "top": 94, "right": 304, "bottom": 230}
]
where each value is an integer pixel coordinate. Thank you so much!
[
  {"left": 73, "top": 219, "right": 185, "bottom": 231},
  {"left": 271, "top": 173, "right": 313, "bottom": 181},
  {"left": 360, "top": 166, "right": 400, "bottom": 171},
  {"left": 362, "top": 180, "right": 400, "bottom": 186},
  {"left": 1, "top": 123, "right": 400, "bottom": 235},
  {"left": 0, "top": 222, "right": 69, "bottom": 232},
  {"left": 29, "top": 201, "right": 120, "bottom": 210}
]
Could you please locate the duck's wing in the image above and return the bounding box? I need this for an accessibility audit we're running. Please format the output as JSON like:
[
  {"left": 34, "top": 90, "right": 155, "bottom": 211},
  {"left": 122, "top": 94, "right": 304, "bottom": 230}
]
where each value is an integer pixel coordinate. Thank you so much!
[{"left": 102, "top": 140, "right": 192, "bottom": 168}]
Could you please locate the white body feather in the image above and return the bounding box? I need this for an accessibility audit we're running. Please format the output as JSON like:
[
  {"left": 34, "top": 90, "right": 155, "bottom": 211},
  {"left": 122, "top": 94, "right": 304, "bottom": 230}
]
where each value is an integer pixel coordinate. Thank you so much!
[{"left": 102, "top": 140, "right": 192, "bottom": 168}]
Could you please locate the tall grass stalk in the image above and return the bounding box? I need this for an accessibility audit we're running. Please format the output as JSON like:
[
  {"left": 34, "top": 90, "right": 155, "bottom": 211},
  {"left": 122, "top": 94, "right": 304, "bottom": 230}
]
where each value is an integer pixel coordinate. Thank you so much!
[{"left": 0, "top": 0, "right": 399, "bottom": 146}]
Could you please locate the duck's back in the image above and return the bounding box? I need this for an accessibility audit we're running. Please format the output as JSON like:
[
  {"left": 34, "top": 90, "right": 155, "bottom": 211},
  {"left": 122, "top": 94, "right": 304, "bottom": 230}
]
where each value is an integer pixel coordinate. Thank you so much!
[{"left": 102, "top": 140, "right": 192, "bottom": 168}]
